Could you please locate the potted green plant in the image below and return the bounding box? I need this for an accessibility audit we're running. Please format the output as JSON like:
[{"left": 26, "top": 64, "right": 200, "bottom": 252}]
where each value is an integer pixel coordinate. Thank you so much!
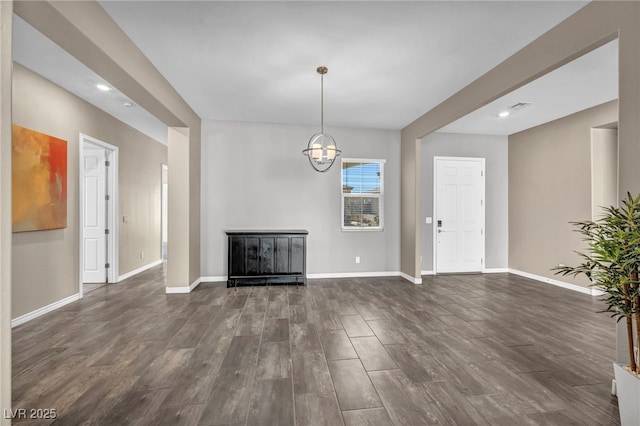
[{"left": 554, "top": 192, "right": 639, "bottom": 426}]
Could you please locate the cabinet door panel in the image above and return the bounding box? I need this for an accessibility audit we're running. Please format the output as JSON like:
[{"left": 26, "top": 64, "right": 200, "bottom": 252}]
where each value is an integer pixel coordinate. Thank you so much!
[
  {"left": 260, "top": 238, "right": 275, "bottom": 274},
  {"left": 275, "top": 237, "right": 290, "bottom": 274},
  {"left": 246, "top": 237, "right": 260, "bottom": 275},
  {"left": 290, "top": 237, "right": 304, "bottom": 274},
  {"left": 230, "top": 237, "right": 245, "bottom": 276}
]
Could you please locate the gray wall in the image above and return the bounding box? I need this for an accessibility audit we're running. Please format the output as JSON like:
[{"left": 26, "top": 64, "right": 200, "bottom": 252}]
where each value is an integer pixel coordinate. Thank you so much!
[
  {"left": 201, "top": 120, "right": 400, "bottom": 277},
  {"left": 421, "top": 132, "right": 509, "bottom": 272},
  {"left": 12, "top": 63, "right": 167, "bottom": 318},
  {"left": 509, "top": 100, "right": 617, "bottom": 288}
]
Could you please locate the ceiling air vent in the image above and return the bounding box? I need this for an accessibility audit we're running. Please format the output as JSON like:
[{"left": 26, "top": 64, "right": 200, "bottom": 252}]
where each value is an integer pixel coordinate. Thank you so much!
[
  {"left": 509, "top": 102, "right": 533, "bottom": 111},
  {"left": 497, "top": 101, "right": 534, "bottom": 119}
]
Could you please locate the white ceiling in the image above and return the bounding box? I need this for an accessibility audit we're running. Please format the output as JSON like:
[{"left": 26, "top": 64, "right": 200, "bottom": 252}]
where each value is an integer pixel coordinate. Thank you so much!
[
  {"left": 13, "top": 1, "right": 618, "bottom": 142},
  {"left": 12, "top": 15, "right": 170, "bottom": 144},
  {"left": 440, "top": 39, "right": 618, "bottom": 135}
]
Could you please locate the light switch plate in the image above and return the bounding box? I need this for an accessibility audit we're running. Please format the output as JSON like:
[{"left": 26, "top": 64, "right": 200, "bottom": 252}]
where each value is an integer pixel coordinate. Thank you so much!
[{"left": 425, "top": 217, "right": 432, "bottom": 224}]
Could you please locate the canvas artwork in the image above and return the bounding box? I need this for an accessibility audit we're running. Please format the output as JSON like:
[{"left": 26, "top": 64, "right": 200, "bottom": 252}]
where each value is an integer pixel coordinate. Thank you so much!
[{"left": 12, "top": 125, "right": 68, "bottom": 232}]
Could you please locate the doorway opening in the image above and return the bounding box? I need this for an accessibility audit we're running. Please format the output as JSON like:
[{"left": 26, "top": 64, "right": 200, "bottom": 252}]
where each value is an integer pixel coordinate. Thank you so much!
[
  {"left": 79, "top": 134, "right": 118, "bottom": 295},
  {"left": 433, "top": 156, "right": 485, "bottom": 274}
]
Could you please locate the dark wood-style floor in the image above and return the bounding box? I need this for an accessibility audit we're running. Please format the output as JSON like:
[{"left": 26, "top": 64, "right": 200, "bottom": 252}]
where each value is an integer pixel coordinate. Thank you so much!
[{"left": 12, "top": 267, "right": 621, "bottom": 425}]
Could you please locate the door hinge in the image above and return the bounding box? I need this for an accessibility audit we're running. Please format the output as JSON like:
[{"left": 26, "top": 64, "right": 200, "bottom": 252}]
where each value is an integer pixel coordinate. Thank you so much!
[
  {"left": 105, "top": 229, "right": 110, "bottom": 235},
  {"left": 105, "top": 263, "right": 110, "bottom": 269},
  {"left": 105, "top": 160, "right": 110, "bottom": 167},
  {"left": 480, "top": 199, "right": 483, "bottom": 206},
  {"left": 105, "top": 195, "right": 110, "bottom": 201},
  {"left": 481, "top": 257, "right": 484, "bottom": 264},
  {"left": 481, "top": 229, "right": 483, "bottom": 235},
  {"left": 481, "top": 170, "right": 483, "bottom": 177}
]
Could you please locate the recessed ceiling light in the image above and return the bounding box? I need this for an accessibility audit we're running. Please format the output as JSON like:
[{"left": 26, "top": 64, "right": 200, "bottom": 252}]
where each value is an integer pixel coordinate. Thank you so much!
[
  {"left": 498, "top": 111, "right": 510, "bottom": 118},
  {"left": 96, "top": 83, "right": 111, "bottom": 91},
  {"left": 123, "top": 102, "right": 134, "bottom": 108}
]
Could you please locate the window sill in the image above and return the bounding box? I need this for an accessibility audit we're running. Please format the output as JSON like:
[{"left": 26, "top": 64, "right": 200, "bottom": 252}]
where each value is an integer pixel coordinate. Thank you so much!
[{"left": 341, "top": 227, "right": 384, "bottom": 232}]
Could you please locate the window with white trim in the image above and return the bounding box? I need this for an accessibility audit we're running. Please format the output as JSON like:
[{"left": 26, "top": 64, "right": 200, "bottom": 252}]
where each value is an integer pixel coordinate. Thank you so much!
[{"left": 341, "top": 159, "right": 385, "bottom": 230}]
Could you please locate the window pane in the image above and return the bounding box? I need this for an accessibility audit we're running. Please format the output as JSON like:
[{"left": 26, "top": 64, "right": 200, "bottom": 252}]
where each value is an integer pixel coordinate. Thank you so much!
[
  {"left": 342, "top": 162, "right": 381, "bottom": 194},
  {"left": 343, "top": 197, "right": 380, "bottom": 227}
]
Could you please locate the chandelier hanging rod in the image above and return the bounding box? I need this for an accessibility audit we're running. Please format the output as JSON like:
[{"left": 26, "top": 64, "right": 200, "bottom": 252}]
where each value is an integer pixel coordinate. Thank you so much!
[
  {"left": 301, "top": 66, "right": 342, "bottom": 173},
  {"left": 318, "top": 66, "right": 327, "bottom": 134}
]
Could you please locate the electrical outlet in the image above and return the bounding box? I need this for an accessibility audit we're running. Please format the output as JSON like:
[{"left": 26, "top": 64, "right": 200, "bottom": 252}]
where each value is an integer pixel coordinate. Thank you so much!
[
  {"left": 355, "top": 256, "right": 360, "bottom": 264},
  {"left": 140, "top": 252, "right": 144, "bottom": 260}
]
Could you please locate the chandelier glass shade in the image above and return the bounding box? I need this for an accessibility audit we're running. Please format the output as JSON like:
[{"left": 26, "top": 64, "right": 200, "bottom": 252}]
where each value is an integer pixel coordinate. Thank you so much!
[{"left": 302, "top": 66, "right": 342, "bottom": 172}]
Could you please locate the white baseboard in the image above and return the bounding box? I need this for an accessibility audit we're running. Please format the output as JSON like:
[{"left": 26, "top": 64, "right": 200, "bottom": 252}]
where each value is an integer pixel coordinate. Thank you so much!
[
  {"left": 400, "top": 272, "right": 423, "bottom": 285},
  {"left": 165, "top": 277, "right": 201, "bottom": 294},
  {"left": 421, "top": 269, "right": 508, "bottom": 275},
  {"left": 119, "top": 259, "right": 163, "bottom": 282},
  {"left": 200, "top": 276, "right": 228, "bottom": 283},
  {"left": 190, "top": 277, "right": 201, "bottom": 292},
  {"left": 484, "top": 268, "right": 509, "bottom": 273},
  {"left": 12, "top": 293, "right": 81, "bottom": 328},
  {"left": 508, "top": 268, "right": 599, "bottom": 296},
  {"left": 307, "top": 271, "right": 400, "bottom": 279}
]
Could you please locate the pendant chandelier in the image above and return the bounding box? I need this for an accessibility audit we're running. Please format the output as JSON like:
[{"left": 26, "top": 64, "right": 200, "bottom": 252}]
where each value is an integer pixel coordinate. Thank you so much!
[{"left": 302, "top": 66, "right": 342, "bottom": 172}]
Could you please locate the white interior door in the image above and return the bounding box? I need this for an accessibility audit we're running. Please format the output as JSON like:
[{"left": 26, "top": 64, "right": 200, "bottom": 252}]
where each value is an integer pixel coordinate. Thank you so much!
[
  {"left": 435, "top": 157, "right": 485, "bottom": 273},
  {"left": 83, "top": 148, "right": 107, "bottom": 283}
]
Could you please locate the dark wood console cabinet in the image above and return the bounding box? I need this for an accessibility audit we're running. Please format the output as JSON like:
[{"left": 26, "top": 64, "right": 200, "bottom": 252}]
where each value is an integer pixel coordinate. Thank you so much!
[{"left": 226, "top": 230, "right": 308, "bottom": 287}]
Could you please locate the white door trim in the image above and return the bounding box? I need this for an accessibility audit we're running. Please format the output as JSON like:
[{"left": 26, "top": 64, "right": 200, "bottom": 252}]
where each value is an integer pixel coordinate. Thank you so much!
[
  {"left": 79, "top": 134, "right": 119, "bottom": 296},
  {"left": 433, "top": 156, "right": 485, "bottom": 274}
]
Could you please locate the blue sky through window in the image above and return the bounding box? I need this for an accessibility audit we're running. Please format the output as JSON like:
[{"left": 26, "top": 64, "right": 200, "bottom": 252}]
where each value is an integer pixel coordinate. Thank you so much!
[{"left": 342, "top": 162, "right": 381, "bottom": 194}]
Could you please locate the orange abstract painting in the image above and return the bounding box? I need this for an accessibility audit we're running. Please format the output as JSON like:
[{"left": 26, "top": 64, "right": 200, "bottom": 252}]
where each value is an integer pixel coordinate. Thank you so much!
[{"left": 12, "top": 125, "right": 67, "bottom": 232}]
